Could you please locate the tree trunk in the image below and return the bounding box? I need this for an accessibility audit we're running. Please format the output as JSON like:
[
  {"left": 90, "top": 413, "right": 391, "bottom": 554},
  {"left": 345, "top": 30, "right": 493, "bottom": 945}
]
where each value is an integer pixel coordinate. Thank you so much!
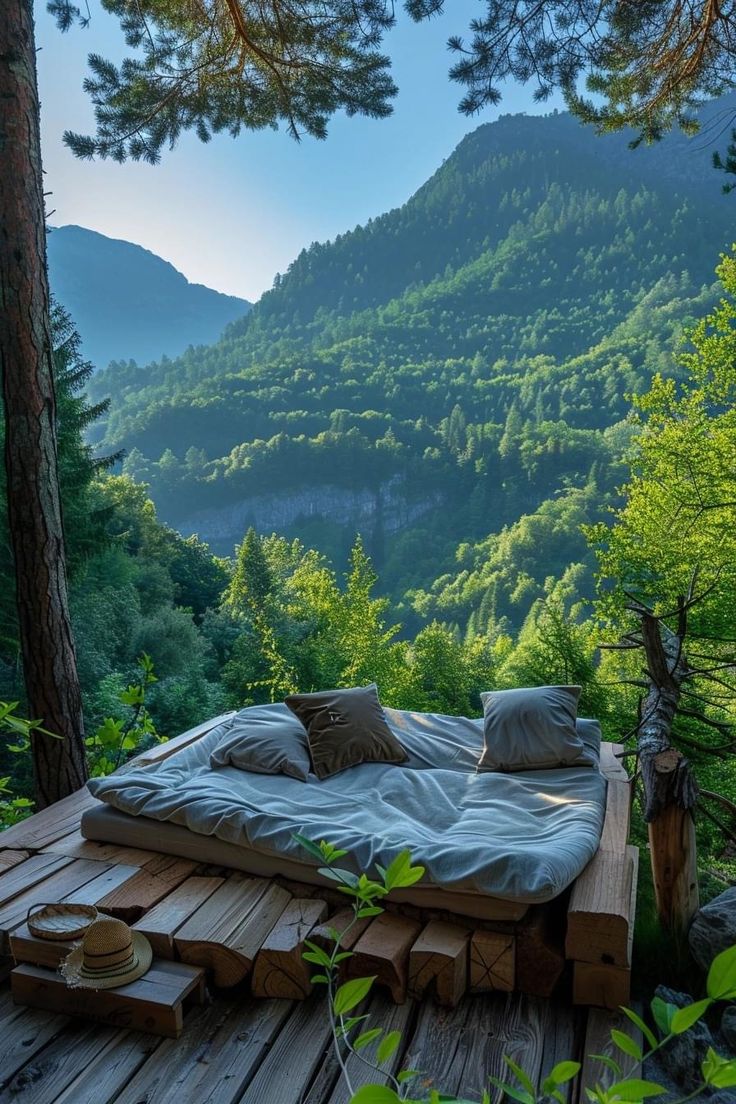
[
  {"left": 636, "top": 611, "right": 699, "bottom": 932},
  {"left": 0, "top": 0, "right": 88, "bottom": 806}
]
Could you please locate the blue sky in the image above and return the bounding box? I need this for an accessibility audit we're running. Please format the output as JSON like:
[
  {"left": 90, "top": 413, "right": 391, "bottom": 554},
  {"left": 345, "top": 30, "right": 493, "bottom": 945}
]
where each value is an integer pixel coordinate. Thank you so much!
[{"left": 36, "top": 2, "right": 562, "bottom": 301}]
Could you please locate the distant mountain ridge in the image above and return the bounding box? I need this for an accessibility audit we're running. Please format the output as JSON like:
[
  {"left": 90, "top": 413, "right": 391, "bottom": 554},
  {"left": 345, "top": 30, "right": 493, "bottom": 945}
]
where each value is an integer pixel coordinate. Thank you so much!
[
  {"left": 47, "top": 225, "right": 250, "bottom": 369},
  {"left": 87, "top": 97, "right": 736, "bottom": 631}
]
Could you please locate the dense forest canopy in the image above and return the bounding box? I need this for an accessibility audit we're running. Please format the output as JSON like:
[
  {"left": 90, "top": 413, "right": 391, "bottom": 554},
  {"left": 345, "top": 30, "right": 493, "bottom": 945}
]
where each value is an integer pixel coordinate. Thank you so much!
[{"left": 83, "top": 100, "right": 734, "bottom": 639}]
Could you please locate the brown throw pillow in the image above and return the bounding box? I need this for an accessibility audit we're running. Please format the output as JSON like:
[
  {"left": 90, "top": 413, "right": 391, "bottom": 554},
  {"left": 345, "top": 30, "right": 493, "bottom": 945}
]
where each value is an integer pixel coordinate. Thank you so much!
[
  {"left": 478, "top": 685, "right": 595, "bottom": 772},
  {"left": 285, "top": 684, "right": 408, "bottom": 780}
]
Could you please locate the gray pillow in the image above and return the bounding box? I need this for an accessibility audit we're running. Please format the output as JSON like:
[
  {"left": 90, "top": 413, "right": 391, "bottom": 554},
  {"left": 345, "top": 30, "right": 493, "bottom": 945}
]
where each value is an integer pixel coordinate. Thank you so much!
[
  {"left": 478, "top": 685, "right": 595, "bottom": 772},
  {"left": 209, "top": 704, "right": 311, "bottom": 781}
]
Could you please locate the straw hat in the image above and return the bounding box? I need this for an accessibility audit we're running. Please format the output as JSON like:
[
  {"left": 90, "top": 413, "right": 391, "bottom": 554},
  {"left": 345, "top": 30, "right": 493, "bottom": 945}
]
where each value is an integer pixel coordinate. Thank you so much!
[{"left": 60, "top": 917, "right": 152, "bottom": 990}]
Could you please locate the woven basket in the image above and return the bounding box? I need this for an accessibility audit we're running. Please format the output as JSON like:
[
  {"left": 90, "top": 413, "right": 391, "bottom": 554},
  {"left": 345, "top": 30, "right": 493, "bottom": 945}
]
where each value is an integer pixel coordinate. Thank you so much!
[{"left": 27, "top": 903, "right": 99, "bottom": 941}]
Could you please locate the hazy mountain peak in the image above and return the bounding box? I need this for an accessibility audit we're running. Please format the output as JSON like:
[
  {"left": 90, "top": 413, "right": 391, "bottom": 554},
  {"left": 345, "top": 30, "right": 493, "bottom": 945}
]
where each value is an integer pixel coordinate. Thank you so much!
[{"left": 47, "top": 224, "right": 250, "bottom": 369}]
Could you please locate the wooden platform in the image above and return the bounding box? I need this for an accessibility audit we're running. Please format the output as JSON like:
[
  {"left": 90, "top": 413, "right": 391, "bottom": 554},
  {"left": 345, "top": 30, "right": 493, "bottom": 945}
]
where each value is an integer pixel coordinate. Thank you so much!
[
  {"left": 0, "top": 974, "right": 637, "bottom": 1104},
  {"left": 0, "top": 720, "right": 637, "bottom": 1012}
]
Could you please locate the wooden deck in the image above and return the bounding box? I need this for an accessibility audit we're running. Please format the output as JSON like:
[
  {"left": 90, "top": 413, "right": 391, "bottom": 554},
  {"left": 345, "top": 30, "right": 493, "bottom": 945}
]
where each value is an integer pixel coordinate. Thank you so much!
[
  {"left": 0, "top": 721, "right": 638, "bottom": 1101},
  {"left": 0, "top": 973, "right": 634, "bottom": 1103}
]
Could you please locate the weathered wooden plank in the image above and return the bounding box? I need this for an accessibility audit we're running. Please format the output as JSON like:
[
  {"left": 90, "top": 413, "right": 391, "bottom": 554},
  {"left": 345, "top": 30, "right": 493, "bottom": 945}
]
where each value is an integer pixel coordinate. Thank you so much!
[
  {"left": 408, "top": 920, "right": 469, "bottom": 1007},
  {"left": 516, "top": 904, "right": 566, "bottom": 998},
  {"left": 0, "top": 789, "right": 98, "bottom": 851},
  {"left": 0, "top": 858, "right": 109, "bottom": 951},
  {"left": 251, "top": 898, "right": 328, "bottom": 999},
  {"left": 469, "top": 931, "right": 515, "bottom": 993},
  {"left": 96, "top": 855, "right": 199, "bottom": 921},
  {"left": 176, "top": 876, "right": 290, "bottom": 987},
  {"left": 455, "top": 994, "right": 582, "bottom": 1104},
  {"left": 325, "top": 992, "right": 415, "bottom": 1104},
  {"left": 346, "top": 913, "right": 422, "bottom": 1004},
  {"left": 600, "top": 743, "right": 629, "bottom": 782},
  {"left": 11, "top": 959, "right": 205, "bottom": 1039},
  {"left": 577, "top": 1007, "right": 642, "bottom": 1103},
  {"left": 566, "top": 847, "right": 638, "bottom": 967},
  {"left": 599, "top": 779, "right": 632, "bottom": 855},
  {"left": 310, "top": 908, "right": 372, "bottom": 954},
  {"left": 44, "top": 830, "right": 160, "bottom": 867},
  {"left": 0, "top": 850, "right": 29, "bottom": 872},
  {"left": 0, "top": 852, "right": 73, "bottom": 907},
  {"left": 10, "top": 924, "right": 73, "bottom": 969},
  {"left": 239, "top": 996, "right": 334, "bottom": 1104},
  {"left": 399, "top": 994, "right": 476, "bottom": 1098},
  {"left": 0, "top": 1017, "right": 119, "bottom": 1104},
  {"left": 114, "top": 996, "right": 292, "bottom": 1104},
  {"left": 49, "top": 1030, "right": 160, "bottom": 1104},
  {"left": 0, "top": 1005, "right": 69, "bottom": 1090},
  {"left": 133, "top": 875, "right": 225, "bottom": 958}
]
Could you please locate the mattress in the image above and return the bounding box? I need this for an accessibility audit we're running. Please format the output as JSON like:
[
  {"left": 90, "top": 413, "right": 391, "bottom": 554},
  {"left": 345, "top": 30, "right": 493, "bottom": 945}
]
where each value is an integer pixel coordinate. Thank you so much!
[
  {"left": 81, "top": 803, "right": 528, "bottom": 920},
  {"left": 83, "top": 704, "right": 607, "bottom": 908}
]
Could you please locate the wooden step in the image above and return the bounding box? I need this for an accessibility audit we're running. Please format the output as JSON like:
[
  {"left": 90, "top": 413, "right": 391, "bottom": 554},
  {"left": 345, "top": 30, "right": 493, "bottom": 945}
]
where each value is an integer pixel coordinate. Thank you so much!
[
  {"left": 11, "top": 959, "right": 206, "bottom": 1039},
  {"left": 566, "top": 846, "right": 638, "bottom": 967},
  {"left": 175, "top": 875, "right": 291, "bottom": 986},
  {"left": 133, "top": 875, "right": 225, "bottom": 958},
  {"left": 408, "top": 919, "right": 469, "bottom": 1007},
  {"left": 94, "top": 855, "right": 199, "bottom": 921},
  {"left": 251, "top": 898, "right": 328, "bottom": 998},
  {"left": 469, "top": 930, "right": 515, "bottom": 993},
  {"left": 345, "top": 913, "right": 422, "bottom": 1004}
]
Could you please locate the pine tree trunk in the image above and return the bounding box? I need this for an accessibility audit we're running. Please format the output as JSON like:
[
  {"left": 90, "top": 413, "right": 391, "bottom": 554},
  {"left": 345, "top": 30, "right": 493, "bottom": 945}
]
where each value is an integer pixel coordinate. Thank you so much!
[{"left": 0, "top": 0, "right": 88, "bottom": 806}]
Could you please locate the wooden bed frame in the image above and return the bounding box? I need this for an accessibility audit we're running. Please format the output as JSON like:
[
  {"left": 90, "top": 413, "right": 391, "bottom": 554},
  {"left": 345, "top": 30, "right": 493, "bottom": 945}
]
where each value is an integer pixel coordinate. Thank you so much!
[{"left": 0, "top": 715, "right": 636, "bottom": 1011}]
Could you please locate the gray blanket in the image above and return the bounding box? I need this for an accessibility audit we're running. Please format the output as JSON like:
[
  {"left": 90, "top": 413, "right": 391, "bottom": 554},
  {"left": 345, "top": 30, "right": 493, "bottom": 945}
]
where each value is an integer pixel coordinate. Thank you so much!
[{"left": 87, "top": 705, "right": 607, "bottom": 904}]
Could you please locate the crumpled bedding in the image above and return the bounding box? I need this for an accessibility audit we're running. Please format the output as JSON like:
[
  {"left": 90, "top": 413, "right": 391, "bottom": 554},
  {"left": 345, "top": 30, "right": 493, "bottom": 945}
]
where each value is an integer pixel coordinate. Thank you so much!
[{"left": 86, "top": 704, "right": 607, "bottom": 904}]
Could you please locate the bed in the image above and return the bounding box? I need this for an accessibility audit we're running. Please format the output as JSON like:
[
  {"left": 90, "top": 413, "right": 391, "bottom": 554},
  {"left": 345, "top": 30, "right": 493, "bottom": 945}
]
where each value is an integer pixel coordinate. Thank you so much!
[{"left": 81, "top": 704, "right": 608, "bottom": 922}]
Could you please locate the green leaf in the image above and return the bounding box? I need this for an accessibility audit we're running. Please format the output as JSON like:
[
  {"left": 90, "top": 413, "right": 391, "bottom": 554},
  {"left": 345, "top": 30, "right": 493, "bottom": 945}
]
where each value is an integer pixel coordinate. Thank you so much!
[
  {"left": 397, "top": 1069, "right": 419, "bottom": 1084},
  {"left": 348, "top": 1087, "right": 401, "bottom": 1103},
  {"left": 589, "top": 1054, "right": 622, "bottom": 1077},
  {"left": 702, "top": 1046, "right": 736, "bottom": 1089},
  {"left": 548, "top": 1060, "right": 581, "bottom": 1084},
  {"left": 357, "top": 906, "right": 384, "bottom": 918},
  {"left": 376, "top": 1030, "right": 401, "bottom": 1063},
  {"left": 353, "top": 1028, "right": 382, "bottom": 1050},
  {"left": 333, "top": 976, "right": 375, "bottom": 1015},
  {"left": 318, "top": 866, "right": 360, "bottom": 888},
  {"left": 503, "top": 1056, "right": 536, "bottom": 1096},
  {"left": 303, "top": 940, "right": 332, "bottom": 967},
  {"left": 292, "top": 834, "right": 326, "bottom": 862},
  {"left": 671, "top": 998, "right": 711, "bottom": 1035},
  {"left": 707, "top": 945, "right": 736, "bottom": 1001},
  {"left": 488, "top": 1076, "right": 533, "bottom": 1104},
  {"left": 650, "top": 996, "right": 676, "bottom": 1036},
  {"left": 606, "top": 1078, "right": 667, "bottom": 1100},
  {"left": 310, "top": 973, "right": 329, "bottom": 985},
  {"left": 611, "top": 1029, "right": 643, "bottom": 1062},
  {"left": 618, "top": 1006, "right": 657, "bottom": 1051}
]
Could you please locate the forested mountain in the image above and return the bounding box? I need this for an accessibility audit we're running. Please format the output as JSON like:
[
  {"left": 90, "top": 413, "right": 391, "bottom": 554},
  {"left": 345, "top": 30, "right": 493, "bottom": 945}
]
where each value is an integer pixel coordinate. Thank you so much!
[
  {"left": 48, "top": 225, "right": 250, "bottom": 369},
  {"left": 89, "top": 98, "right": 735, "bottom": 635}
]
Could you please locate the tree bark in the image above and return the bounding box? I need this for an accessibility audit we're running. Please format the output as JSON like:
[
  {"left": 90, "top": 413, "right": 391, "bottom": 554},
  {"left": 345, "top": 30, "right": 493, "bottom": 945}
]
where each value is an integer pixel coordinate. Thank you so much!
[
  {"left": 636, "top": 610, "right": 699, "bottom": 931},
  {"left": 0, "top": 0, "right": 88, "bottom": 806}
]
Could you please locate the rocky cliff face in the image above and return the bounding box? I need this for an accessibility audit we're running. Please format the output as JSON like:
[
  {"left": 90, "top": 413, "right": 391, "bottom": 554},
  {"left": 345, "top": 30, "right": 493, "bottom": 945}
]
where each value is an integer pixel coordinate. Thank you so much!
[{"left": 175, "top": 478, "right": 443, "bottom": 549}]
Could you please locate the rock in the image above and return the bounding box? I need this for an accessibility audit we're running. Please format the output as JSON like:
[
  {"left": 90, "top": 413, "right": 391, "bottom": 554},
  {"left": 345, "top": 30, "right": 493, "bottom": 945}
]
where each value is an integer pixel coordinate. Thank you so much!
[
  {"left": 648, "top": 986, "right": 716, "bottom": 1094},
  {"left": 722, "top": 1007, "right": 736, "bottom": 1056},
  {"left": 689, "top": 889, "right": 736, "bottom": 973}
]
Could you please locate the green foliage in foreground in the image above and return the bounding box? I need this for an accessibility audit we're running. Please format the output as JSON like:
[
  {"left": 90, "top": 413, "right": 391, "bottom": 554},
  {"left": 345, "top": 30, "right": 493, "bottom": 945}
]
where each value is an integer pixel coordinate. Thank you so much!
[{"left": 294, "top": 838, "right": 736, "bottom": 1104}]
